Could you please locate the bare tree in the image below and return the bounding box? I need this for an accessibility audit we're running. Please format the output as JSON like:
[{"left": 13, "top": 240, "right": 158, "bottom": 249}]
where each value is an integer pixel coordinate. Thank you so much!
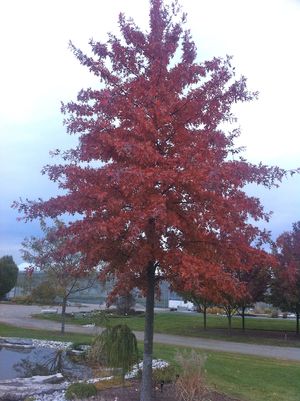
[{"left": 21, "top": 219, "right": 99, "bottom": 333}]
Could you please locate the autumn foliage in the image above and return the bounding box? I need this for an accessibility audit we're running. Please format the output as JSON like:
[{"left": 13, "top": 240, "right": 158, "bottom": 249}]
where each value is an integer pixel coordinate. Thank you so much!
[
  {"left": 13, "top": 1, "right": 292, "bottom": 400},
  {"left": 271, "top": 222, "right": 300, "bottom": 333}
]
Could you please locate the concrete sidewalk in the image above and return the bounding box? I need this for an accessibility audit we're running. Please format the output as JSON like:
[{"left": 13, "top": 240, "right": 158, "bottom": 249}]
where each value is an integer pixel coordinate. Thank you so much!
[{"left": 1, "top": 303, "right": 300, "bottom": 362}]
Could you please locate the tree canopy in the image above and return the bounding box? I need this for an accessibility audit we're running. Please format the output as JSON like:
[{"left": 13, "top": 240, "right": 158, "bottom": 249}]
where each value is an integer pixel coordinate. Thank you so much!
[
  {"left": 271, "top": 221, "right": 300, "bottom": 333},
  {"left": 0, "top": 256, "right": 18, "bottom": 298},
  {"left": 13, "top": 1, "right": 295, "bottom": 400}
]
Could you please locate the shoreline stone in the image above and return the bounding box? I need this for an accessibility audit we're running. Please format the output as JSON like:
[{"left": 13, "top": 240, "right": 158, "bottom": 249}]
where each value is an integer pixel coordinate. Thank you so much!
[
  {"left": 0, "top": 337, "right": 34, "bottom": 349},
  {"left": 0, "top": 374, "right": 68, "bottom": 401}
]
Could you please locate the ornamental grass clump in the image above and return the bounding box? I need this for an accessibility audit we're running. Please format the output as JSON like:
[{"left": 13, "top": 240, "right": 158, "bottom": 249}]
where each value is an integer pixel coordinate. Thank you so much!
[{"left": 174, "top": 350, "right": 210, "bottom": 401}]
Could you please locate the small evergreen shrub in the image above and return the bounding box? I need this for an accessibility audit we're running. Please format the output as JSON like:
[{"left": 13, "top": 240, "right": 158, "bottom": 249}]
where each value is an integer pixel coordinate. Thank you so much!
[
  {"left": 65, "top": 382, "right": 97, "bottom": 400},
  {"left": 153, "top": 364, "right": 177, "bottom": 384}
]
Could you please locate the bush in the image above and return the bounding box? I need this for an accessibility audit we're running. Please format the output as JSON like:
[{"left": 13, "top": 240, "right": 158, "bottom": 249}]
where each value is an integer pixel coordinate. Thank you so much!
[
  {"left": 153, "top": 364, "right": 177, "bottom": 384},
  {"left": 65, "top": 382, "right": 97, "bottom": 400},
  {"left": 11, "top": 295, "right": 33, "bottom": 304},
  {"left": 174, "top": 350, "right": 209, "bottom": 401},
  {"left": 31, "top": 281, "right": 57, "bottom": 304},
  {"left": 206, "top": 306, "right": 224, "bottom": 315},
  {"left": 271, "top": 310, "right": 279, "bottom": 318}
]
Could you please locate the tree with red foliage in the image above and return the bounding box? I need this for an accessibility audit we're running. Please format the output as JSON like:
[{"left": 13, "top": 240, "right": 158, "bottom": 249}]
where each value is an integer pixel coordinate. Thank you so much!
[
  {"left": 238, "top": 265, "right": 270, "bottom": 330},
  {"left": 180, "top": 289, "right": 213, "bottom": 330},
  {"left": 175, "top": 269, "right": 244, "bottom": 331},
  {"left": 271, "top": 222, "right": 300, "bottom": 334},
  {"left": 13, "top": 1, "right": 295, "bottom": 400},
  {"left": 179, "top": 263, "right": 270, "bottom": 332}
]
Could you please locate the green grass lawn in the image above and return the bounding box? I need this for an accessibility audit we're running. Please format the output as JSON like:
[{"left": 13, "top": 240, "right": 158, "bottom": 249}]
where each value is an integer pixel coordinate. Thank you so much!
[
  {"left": 153, "top": 343, "right": 300, "bottom": 401},
  {"left": 34, "top": 310, "right": 300, "bottom": 347},
  {"left": 1, "top": 322, "right": 300, "bottom": 401},
  {"left": 0, "top": 322, "right": 93, "bottom": 345}
]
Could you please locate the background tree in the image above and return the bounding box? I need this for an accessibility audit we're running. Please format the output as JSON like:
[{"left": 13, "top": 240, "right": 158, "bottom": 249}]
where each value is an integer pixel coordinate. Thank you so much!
[
  {"left": 21, "top": 219, "right": 98, "bottom": 334},
  {"left": 174, "top": 271, "right": 223, "bottom": 331},
  {"left": 23, "top": 265, "right": 34, "bottom": 295},
  {"left": 238, "top": 265, "right": 270, "bottom": 331},
  {"left": 14, "top": 1, "right": 294, "bottom": 400},
  {"left": 270, "top": 222, "right": 300, "bottom": 334},
  {"left": 0, "top": 256, "right": 18, "bottom": 299},
  {"left": 31, "top": 280, "right": 58, "bottom": 304},
  {"left": 181, "top": 290, "right": 213, "bottom": 330},
  {"left": 214, "top": 273, "right": 247, "bottom": 333}
]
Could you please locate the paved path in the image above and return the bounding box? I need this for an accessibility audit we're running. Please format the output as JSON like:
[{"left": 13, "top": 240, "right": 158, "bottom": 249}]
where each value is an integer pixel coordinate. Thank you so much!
[{"left": 1, "top": 304, "right": 300, "bottom": 362}]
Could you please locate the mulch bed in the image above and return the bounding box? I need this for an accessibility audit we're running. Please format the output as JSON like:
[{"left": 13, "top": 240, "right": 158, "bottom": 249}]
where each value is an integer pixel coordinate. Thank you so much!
[{"left": 92, "top": 381, "right": 242, "bottom": 401}]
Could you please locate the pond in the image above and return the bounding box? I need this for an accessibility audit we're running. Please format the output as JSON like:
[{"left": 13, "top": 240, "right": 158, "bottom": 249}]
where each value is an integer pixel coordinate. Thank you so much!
[{"left": 0, "top": 346, "right": 92, "bottom": 381}]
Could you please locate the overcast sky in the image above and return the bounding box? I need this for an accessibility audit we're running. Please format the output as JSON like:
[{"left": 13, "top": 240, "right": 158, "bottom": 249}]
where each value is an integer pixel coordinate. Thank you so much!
[{"left": 0, "top": 0, "right": 299, "bottom": 265}]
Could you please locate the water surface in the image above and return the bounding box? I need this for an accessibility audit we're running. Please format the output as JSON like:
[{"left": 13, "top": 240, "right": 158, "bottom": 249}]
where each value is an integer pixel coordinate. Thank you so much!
[{"left": 0, "top": 346, "right": 91, "bottom": 380}]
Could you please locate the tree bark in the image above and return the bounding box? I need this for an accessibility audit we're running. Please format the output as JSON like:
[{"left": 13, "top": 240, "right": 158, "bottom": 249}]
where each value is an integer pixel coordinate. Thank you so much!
[
  {"left": 227, "top": 310, "right": 232, "bottom": 333},
  {"left": 61, "top": 295, "right": 67, "bottom": 334},
  {"left": 203, "top": 305, "right": 207, "bottom": 330},
  {"left": 140, "top": 262, "right": 155, "bottom": 401},
  {"left": 242, "top": 306, "right": 246, "bottom": 331},
  {"left": 296, "top": 312, "right": 299, "bottom": 335}
]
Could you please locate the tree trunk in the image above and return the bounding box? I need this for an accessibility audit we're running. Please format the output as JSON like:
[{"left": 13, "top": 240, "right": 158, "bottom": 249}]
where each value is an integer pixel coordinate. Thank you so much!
[
  {"left": 61, "top": 295, "right": 67, "bottom": 334},
  {"left": 140, "top": 262, "right": 155, "bottom": 401},
  {"left": 296, "top": 312, "right": 300, "bottom": 335},
  {"left": 227, "top": 311, "right": 232, "bottom": 333},
  {"left": 203, "top": 306, "right": 207, "bottom": 330},
  {"left": 242, "top": 306, "right": 246, "bottom": 331}
]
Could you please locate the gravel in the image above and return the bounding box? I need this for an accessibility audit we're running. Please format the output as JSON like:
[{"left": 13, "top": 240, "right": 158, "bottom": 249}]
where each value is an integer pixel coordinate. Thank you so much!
[
  {"left": 34, "top": 390, "right": 67, "bottom": 401},
  {"left": 32, "top": 339, "right": 72, "bottom": 350}
]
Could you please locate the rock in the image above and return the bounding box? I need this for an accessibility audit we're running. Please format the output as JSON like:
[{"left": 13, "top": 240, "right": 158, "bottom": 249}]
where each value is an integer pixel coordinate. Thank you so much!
[
  {"left": 41, "top": 309, "right": 58, "bottom": 314},
  {"left": 30, "top": 373, "right": 65, "bottom": 384},
  {"left": 0, "top": 337, "right": 34, "bottom": 349},
  {"left": 0, "top": 374, "right": 68, "bottom": 401}
]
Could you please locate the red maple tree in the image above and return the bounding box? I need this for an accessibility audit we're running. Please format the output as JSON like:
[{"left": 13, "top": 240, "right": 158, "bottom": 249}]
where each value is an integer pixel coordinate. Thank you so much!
[
  {"left": 14, "top": 1, "right": 293, "bottom": 400},
  {"left": 237, "top": 265, "right": 270, "bottom": 330},
  {"left": 271, "top": 222, "right": 300, "bottom": 333}
]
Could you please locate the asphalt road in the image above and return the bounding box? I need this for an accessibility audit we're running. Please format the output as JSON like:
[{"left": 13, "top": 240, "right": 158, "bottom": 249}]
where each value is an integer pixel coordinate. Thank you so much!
[{"left": 1, "top": 303, "right": 300, "bottom": 362}]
